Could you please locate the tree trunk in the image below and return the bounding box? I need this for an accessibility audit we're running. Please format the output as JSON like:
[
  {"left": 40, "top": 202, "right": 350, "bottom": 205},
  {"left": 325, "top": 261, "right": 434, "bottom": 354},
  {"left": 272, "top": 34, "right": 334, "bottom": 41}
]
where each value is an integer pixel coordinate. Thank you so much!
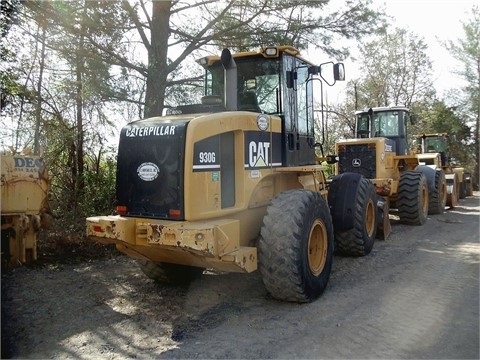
[
  {"left": 144, "top": 0, "right": 172, "bottom": 118},
  {"left": 34, "top": 26, "right": 46, "bottom": 155},
  {"left": 475, "top": 100, "right": 479, "bottom": 190},
  {"left": 74, "top": 4, "right": 86, "bottom": 211}
]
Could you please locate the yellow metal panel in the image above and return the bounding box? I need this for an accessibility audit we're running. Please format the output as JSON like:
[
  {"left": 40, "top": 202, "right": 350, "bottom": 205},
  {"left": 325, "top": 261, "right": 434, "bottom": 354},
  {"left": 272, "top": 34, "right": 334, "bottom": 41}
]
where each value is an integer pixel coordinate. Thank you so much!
[
  {"left": 1, "top": 155, "right": 49, "bottom": 214},
  {"left": 86, "top": 215, "right": 137, "bottom": 244},
  {"left": 183, "top": 113, "right": 282, "bottom": 221}
]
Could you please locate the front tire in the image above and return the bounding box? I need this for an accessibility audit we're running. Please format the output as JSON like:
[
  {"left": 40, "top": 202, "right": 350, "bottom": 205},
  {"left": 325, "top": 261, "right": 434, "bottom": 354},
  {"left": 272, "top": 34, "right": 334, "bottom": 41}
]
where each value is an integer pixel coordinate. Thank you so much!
[
  {"left": 397, "top": 171, "right": 429, "bottom": 225},
  {"left": 258, "top": 189, "right": 334, "bottom": 303}
]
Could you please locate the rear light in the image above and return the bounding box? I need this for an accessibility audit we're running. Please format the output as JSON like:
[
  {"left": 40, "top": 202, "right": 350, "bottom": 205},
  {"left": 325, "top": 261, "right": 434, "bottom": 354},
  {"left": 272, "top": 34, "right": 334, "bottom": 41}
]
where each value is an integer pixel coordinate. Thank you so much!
[
  {"left": 169, "top": 209, "right": 181, "bottom": 219},
  {"left": 116, "top": 205, "right": 127, "bottom": 215},
  {"left": 92, "top": 225, "right": 104, "bottom": 233}
]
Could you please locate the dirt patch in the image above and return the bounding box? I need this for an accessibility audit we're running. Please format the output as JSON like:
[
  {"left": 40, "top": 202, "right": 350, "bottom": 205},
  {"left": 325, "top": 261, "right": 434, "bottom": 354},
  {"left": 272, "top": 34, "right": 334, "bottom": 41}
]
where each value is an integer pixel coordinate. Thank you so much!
[
  {"left": 33, "top": 223, "right": 118, "bottom": 267},
  {"left": 2, "top": 194, "right": 479, "bottom": 359}
]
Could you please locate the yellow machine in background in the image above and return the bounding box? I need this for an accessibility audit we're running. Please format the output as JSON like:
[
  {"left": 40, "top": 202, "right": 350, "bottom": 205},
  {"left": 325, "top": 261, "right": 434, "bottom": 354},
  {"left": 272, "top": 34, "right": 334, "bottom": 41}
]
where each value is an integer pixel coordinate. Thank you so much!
[
  {"left": 413, "top": 133, "right": 467, "bottom": 207},
  {"left": 335, "top": 107, "right": 447, "bottom": 228},
  {"left": 1, "top": 152, "right": 51, "bottom": 268}
]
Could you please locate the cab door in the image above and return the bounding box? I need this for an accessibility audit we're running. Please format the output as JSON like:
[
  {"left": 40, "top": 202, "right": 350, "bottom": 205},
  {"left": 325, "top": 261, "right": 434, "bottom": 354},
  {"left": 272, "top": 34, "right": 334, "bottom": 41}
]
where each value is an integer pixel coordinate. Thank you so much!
[{"left": 282, "top": 55, "right": 316, "bottom": 166}]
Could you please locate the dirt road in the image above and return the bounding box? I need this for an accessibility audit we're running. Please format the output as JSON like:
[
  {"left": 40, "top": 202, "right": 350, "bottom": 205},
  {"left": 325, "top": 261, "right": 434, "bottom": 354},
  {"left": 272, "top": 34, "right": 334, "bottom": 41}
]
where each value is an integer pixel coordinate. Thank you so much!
[{"left": 2, "top": 193, "right": 479, "bottom": 359}]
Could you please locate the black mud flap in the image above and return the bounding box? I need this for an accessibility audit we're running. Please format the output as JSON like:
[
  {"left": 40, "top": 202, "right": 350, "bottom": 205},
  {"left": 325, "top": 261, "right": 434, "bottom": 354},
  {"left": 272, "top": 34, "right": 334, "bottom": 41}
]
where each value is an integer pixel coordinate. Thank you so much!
[{"left": 375, "top": 195, "right": 391, "bottom": 240}]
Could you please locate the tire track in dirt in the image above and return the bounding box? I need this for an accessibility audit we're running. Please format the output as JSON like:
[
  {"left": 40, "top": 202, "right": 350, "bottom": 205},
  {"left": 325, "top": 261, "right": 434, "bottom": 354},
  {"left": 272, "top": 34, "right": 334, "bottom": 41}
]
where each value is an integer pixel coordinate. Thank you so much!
[
  {"left": 160, "top": 197, "right": 479, "bottom": 359},
  {"left": 319, "top": 243, "right": 478, "bottom": 359},
  {"left": 2, "top": 194, "right": 479, "bottom": 359}
]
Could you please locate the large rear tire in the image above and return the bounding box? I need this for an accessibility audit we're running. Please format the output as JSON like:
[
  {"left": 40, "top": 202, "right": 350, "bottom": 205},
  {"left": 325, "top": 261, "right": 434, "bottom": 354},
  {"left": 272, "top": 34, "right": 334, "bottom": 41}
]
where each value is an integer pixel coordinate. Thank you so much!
[
  {"left": 258, "top": 189, "right": 334, "bottom": 303},
  {"left": 328, "top": 173, "right": 377, "bottom": 256},
  {"left": 137, "top": 260, "right": 204, "bottom": 285},
  {"left": 431, "top": 169, "right": 447, "bottom": 214},
  {"left": 397, "top": 171, "right": 429, "bottom": 225}
]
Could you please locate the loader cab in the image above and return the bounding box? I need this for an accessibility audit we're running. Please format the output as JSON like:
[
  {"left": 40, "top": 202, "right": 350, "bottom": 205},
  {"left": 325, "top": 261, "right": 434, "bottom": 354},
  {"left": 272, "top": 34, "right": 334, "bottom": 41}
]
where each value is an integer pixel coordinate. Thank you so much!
[
  {"left": 414, "top": 134, "right": 448, "bottom": 154},
  {"left": 198, "top": 46, "right": 344, "bottom": 167},
  {"left": 414, "top": 133, "right": 449, "bottom": 167},
  {"left": 355, "top": 106, "right": 411, "bottom": 155}
]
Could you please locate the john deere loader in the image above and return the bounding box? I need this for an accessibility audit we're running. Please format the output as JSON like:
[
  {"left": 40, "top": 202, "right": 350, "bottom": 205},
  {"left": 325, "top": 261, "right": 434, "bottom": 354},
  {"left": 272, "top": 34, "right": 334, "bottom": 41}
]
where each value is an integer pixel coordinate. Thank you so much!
[
  {"left": 335, "top": 107, "right": 447, "bottom": 227},
  {"left": 86, "top": 46, "right": 386, "bottom": 303}
]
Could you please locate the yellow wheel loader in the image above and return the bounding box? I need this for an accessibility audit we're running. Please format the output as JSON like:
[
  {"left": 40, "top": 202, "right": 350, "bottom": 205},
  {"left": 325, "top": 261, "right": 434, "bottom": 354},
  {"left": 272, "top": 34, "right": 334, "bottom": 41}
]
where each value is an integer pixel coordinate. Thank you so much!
[
  {"left": 413, "top": 133, "right": 466, "bottom": 207},
  {"left": 86, "top": 46, "right": 384, "bottom": 303},
  {"left": 335, "top": 107, "right": 444, "bottom": 226}
]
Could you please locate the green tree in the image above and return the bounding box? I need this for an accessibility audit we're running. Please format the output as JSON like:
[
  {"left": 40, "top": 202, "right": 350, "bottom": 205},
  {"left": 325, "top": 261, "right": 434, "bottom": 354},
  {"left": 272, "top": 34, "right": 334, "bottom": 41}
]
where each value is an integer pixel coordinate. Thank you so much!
[
  {"left": 446, "top": 6, "right": 480, "bottom": 190},
  {"left": 327, "top": 27, "right": 438, "bottom": 153},
  {"left": 4, "top": 1, "right": 130, "bottom": 217},
  {"left": 353, "top": 27, "right": 436, "bottom": 109},
  {"left": 85, "top": 0, "right": 388, "bottom": 118},
  {"left": 411, "top": 101, "right": 473, "bottom": 166}
]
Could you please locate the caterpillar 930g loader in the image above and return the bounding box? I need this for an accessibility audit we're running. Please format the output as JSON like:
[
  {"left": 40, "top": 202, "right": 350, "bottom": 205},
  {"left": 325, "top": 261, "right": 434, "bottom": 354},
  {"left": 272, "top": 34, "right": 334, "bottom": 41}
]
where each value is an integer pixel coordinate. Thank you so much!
[
  {"left": 335, "top": 106, "right": 446, "bottom": 228},
  {"left": 413, "top": 132, "right": 466, "bottom": 207},
  {"left": 86, "top": 46, "right": 385, "bottom": 303}
]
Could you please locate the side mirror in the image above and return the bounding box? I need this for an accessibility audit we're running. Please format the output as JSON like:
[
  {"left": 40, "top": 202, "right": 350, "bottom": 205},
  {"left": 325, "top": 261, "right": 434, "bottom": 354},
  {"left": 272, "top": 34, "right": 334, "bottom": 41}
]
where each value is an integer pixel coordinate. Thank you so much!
[
  {"left": 333, "top": 63, "right": 345, "bottom": 81},
  {"left": 312, "top": 61, "right": 345, "bottom": 86}
]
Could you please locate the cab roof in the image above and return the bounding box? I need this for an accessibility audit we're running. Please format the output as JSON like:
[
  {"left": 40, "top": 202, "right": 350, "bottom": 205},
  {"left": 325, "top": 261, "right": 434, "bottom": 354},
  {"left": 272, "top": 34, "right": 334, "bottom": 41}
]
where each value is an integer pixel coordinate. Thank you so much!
[
  {"left": 355, "top": 106, "right": 410, "bottom": 115},
  {"left": 196, "top": 45, "right": 313, "bottom": 68}
]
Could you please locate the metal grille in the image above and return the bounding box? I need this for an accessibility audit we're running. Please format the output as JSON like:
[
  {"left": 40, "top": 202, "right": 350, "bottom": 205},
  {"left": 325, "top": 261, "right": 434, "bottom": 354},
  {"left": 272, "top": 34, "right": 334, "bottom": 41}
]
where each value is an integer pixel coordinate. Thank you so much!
[{"left": 338, "top": 143, "right": 376, "bottom": 179}]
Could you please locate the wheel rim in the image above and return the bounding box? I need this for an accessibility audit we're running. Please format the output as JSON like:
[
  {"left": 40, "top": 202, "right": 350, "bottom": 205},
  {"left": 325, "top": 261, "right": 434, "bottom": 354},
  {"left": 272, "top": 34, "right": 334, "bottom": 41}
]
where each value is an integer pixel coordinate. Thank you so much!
[
  {"left": 308, "top": 219, "right": 328, "bottom": 276},
  {"left": 422, "top": 182, "right": 429, "bottom": 214},
  {"left": 440, "top": 178, "right": 447, "bottom": 205},
  {"left": 365, "top": 199, "right": 375, "bottom": 237},
  {"left": 452, "top": 181, "right": 458, "bottom": 205}
]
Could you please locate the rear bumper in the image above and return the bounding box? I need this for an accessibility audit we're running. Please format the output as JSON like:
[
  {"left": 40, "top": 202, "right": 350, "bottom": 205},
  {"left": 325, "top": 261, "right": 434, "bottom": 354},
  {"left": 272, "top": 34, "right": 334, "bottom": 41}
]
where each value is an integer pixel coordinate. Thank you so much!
[
  {"left": 86, "top": 215, "right": 257, "bottom": 273},
  {"left": 370, "top": 178, "right": 397, "bottom": 197}
]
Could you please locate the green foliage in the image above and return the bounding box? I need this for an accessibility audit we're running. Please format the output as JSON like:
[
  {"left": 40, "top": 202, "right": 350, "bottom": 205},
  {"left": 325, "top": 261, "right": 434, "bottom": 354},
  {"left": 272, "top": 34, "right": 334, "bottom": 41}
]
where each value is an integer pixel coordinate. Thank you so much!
[
  {"left": 80, "top": 155, "right": 117, "bottom": 217},
  {"left": 445, "top": 6, "right": 480, "bottom": 189},
  {"left": 123, "top": 0, "right": 388, "bottom": 117},
  {"left": 355, "top": 27, "right": 436, "bottom": 108},
  {"left": 0, "top": 0, "right": 20, "bottom": 38},
  {"left": 0, "top": 69, "right": 34, "bottom": 112},
  {"left": 409, "top": 100, "right": 475, "bottom": 176},
  {"left": 46, "top": 149, "right": 116, "bottom": 233},
  {"left": 206, "top": 0, "right": 387, "bottom": 58},
  {"left": 43, "top": 112, "right": 117, "bottom": 226}
]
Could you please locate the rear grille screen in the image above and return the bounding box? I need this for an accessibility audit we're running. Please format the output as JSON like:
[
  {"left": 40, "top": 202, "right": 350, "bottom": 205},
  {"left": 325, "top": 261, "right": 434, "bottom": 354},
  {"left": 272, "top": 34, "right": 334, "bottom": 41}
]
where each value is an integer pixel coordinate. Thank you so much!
[{"left": 338, "top": 144, "right": 376, "bottom": 179}]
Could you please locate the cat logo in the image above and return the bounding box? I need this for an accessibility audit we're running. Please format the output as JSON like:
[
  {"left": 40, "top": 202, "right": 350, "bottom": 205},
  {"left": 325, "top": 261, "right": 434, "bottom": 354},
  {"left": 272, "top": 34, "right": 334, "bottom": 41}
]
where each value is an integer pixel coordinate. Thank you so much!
[
  {"left": 248, "top": 141, "right": 270, "bottom": 167},
  {"left": 352, "top": 158, "right": 361, "bottom": 167}
]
